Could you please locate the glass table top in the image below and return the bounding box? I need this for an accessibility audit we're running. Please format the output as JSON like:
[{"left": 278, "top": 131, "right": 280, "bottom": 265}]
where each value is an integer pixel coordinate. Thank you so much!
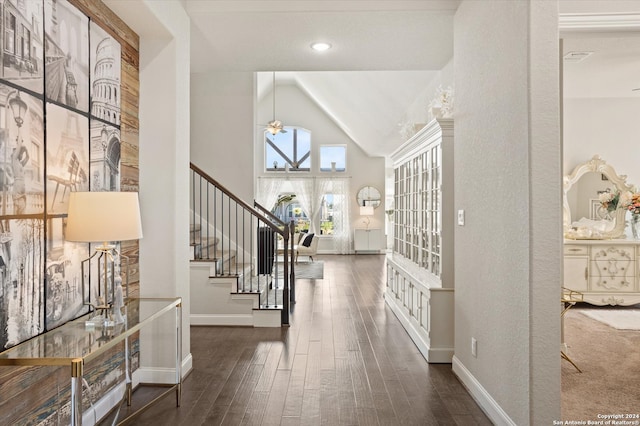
[{"left": 0, "top": 298, "right": 181, "bottom": 366}]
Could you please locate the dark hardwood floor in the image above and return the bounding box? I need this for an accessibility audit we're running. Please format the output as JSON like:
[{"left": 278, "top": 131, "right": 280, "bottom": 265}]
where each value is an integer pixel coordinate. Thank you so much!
[{"left": 109, "top": 254, "right": 491, "bottom": 425}]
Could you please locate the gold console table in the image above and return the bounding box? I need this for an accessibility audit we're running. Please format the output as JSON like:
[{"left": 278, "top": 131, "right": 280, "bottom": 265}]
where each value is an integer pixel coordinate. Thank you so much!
[
  {"left": 561, "top": 287, "right": 583, "bottom": 372},
  {"left": 0, "top": 297, "right": 182, "bottom": 425}
]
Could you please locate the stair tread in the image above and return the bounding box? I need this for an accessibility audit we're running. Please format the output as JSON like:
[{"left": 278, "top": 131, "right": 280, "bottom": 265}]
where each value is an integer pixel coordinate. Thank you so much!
[
  {"left": 190, "top": 236, "right": 218, "bottom": 245},
  {"left": 195, "top": 248, "right": 236, "bottom": 261}
]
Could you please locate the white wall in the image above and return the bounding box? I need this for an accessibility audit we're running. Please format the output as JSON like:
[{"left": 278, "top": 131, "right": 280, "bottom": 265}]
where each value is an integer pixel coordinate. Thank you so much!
[
  {"left": 563, "top": 97, "right": 640, "bottom": 185},
  {"left": 402, "top": 56, "right": 455, "bottom": 127},
  {"left": 191, "top": 71, "right": 255, "bottom": 201},
  {"left": 453, "top": 1, "right": 560, "bottom": 424},
  {"left": 385, "top": 57, "right": 455, "bottom": 248},
  {"left": 104, "top": 0, "right": 192, "bottom": 377},
  {"left": 255, "top": 82, "right": 386, "bottom": 252}
]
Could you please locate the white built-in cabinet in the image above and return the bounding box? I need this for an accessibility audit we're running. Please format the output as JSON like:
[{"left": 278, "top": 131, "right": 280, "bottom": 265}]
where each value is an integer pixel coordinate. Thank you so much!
[
  {"left": 386, "top": 118, "right": 454, "bottom": 363},
  {"left": 354, "top": 228, "right": 382, "bottom": 252}
]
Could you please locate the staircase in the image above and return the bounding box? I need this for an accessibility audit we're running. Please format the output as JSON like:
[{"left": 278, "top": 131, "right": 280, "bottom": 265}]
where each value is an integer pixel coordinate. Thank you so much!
[{"left": 189, "top": 163, "right": 295, "bottom": 327}]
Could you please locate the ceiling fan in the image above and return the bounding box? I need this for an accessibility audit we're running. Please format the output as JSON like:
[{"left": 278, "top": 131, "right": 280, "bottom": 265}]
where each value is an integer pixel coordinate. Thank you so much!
[{"left": 264, "top": 72, "right": 287, "bottom": 135}]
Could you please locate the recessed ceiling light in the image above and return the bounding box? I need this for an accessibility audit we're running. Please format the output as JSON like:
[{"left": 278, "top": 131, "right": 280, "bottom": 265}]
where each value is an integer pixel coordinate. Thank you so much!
[{"left": 311, "top": 42, "right": 331, "bottom": 52}]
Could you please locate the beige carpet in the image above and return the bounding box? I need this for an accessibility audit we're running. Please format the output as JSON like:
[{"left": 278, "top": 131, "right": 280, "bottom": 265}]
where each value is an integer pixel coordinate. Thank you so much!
[{"left": 562, "top": 304, "right": 640, "bottom": 421}]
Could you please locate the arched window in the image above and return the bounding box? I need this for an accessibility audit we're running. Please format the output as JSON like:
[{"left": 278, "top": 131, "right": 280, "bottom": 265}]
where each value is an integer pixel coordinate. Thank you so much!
[{"left": 265, "top": 127, "right": 311, "bottom": 172}]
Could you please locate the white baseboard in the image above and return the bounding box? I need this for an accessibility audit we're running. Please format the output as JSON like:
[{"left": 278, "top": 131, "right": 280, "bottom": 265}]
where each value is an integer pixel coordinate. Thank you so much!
[
  {"left": 183, "top": 352, "right": 193, "bottom": 376},
  {"left": 190, "top": 313, "right": 254, "bottom": 326},
  {"left": 190, "top": 312, "right": 281, "bottom": 327},
  {"left": 82, "top": 382, "right": 127, "bottom": 426},
  {"left": 134, "top": 353, "right": 193, "bottom": 384},
  {"left": 253, "top": 309, "right": 282, "bottom": 327},
  {"left": 77, "top": 353, "right": 192, "bottom": 425},
  {"left": 452, "top": 356, "right": 516, "bottom": 426}
]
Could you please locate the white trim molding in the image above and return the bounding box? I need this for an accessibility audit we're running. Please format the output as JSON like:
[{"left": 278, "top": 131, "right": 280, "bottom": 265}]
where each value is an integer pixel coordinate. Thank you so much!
[
  {"left": 452, "top": 356, "right": 517, "bottom": 426},
  {"left": 81, "top": 382, "right": 128, "bottom": 426},
  {"left": 559, "top": 13, "right": 640, "bottom": 32},
  {"left": 134, "top": 352, "right": 193, "bottom": 384},
  {"left": 81, "top": 352, "right": 193, "bottom": 426},
  {"left": 385, "top": 254, "right": 454, "bottom": 363}
]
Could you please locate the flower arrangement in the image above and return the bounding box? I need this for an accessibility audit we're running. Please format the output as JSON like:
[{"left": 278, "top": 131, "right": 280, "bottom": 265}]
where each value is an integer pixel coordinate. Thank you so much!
[
  {"left": 628, "top": 192, "right": 640, "bottom": 240},
  {"left": 428, "top": 85, "right": 454, "bottom": 119},
  {"left": 599, "top": 189, "right": 633, "bottom": 213},
  {"left": 628, "top": 192, "right": 640, "bottom": 216}
]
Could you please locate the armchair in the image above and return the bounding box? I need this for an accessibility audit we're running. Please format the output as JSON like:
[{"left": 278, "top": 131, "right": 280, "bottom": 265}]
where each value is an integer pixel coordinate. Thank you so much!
[{"left": 295, "top": 233, "right": 318, "bottom": 263}]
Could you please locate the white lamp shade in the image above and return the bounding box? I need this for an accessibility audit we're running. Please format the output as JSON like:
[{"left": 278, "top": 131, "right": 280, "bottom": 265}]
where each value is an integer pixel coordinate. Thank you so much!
[
  {"left": 360, "top": 206, "right": 374, "bottom": 216},
  {"left": 65, "top": 192, "right": 143, "bottom": 242}
]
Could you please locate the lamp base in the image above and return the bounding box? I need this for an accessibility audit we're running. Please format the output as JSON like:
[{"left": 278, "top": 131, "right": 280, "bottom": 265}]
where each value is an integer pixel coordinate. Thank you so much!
[{"left": 85, "top": 313, "right": 115, "bottom": 329}]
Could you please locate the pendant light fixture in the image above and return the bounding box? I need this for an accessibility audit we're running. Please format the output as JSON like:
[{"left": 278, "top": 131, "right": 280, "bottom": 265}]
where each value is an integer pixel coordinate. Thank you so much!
[{"left": 266, "top": 71, "right": 286, "bottom": 135}]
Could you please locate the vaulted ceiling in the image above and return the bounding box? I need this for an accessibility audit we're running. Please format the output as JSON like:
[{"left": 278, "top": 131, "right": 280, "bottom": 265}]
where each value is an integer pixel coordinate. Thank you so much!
[
  {"left": 183, "top": 0, "right": 460, "bottom": 157},
  {"left": 108, "top": 1, "right": 640, "bottom": 157}
]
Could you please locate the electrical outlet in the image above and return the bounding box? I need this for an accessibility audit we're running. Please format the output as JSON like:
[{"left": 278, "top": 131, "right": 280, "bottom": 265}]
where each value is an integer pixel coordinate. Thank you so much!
[
  {"left": 471, "top": 337, "right": 477, "bottom": 357},
  {"left": 457, "top": 209, "right": 465, "bottom": 226}
]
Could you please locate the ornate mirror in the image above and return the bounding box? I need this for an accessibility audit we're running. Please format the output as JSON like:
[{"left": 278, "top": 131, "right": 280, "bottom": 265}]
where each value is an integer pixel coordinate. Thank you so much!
[
  {"left": 563, "top": 155, "right": 633, "bottom": 239},
  {"left": 356, "top": 186, "right": 381, "bottom": 208}
]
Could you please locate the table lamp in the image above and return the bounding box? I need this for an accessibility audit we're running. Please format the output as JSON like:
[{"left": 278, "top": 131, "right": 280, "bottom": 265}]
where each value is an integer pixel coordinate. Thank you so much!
[
  {"left": 65, "top": 191, "right": 143, "bottom": 325},
  {"left": 360, "top": 206, "right": 374, "bottom": 229}
]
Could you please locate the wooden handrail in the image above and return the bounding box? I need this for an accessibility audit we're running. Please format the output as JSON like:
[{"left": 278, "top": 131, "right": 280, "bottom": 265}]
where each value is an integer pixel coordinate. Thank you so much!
[
  {"left": 190, "top": 163, "right": 285, "bottom": 237},
  {"left": 253, "top": 201, "right": 290, "bottom": 242}
]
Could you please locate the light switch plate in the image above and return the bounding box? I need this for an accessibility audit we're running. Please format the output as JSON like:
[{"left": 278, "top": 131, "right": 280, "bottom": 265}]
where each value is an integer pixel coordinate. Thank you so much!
[{"left": 457, "top": 209, "right": 465, "bottom": 226}]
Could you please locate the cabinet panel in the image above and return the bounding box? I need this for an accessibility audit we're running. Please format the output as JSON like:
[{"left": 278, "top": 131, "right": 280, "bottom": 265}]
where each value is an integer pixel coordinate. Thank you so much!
[
  {"left": 564, "top": 245, "right": 588, "bottom": 256},
  {"left": 420, "top": 292, "right": 430, "bottom": 333},
  {"left": 564, "top": 256, "right": 588, "bottom": 291},
  {"left": 589, "top": 276, "right": 633, "bottom": 292},
  {"left": 384, "top": 259, "right": 454, "bottom": 362},
  {"left": 564, "top": 241, "right": 640, "bottom": 305},
  {"left": 354, "top": 228, "right": 381, "bottom": 252},
  {"left": 410, "top": 284, "right": 420, "bottom": 320}
]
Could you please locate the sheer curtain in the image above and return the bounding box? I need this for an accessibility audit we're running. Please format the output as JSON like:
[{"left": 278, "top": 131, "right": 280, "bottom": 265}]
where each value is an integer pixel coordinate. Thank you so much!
[
  {"left": 256, "top": 177, "right": 283, "bottom": 212},
  {"left": 290, "top": 178, "right": 314, "bottom": 232},
  {"left": 257, "top": 176, "right": 351, "bottom": 252},
  {"left": 314, "top": 178, "right": 333, "bottom": 235},
  {"left": 330, "top": 178, "right": 351, "bottom": 254}
]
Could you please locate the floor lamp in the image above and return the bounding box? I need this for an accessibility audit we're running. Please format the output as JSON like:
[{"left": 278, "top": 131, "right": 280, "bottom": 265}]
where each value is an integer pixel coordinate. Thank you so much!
[{"left": 65, "top": 192, "right": 143, "bottom": 325}]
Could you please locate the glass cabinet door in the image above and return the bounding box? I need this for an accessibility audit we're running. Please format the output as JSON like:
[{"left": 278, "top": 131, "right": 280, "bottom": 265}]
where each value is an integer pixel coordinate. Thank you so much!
[{"left": 392, "top": 134, "right": 443, "bottom": 276}]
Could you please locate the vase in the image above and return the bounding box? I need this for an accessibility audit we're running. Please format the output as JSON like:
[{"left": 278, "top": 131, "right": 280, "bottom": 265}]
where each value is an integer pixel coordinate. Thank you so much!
[{"left": 631, "top": 215, "right": 640, "bottom": 240}]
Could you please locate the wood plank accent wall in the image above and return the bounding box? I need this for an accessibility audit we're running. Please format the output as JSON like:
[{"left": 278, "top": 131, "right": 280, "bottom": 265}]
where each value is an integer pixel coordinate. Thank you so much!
[
  {"left": 0, "top": 1, "right": 140, "bottom": 422},
  {"left": 72, "top": 0, "right": 141, "bottom": 290}
]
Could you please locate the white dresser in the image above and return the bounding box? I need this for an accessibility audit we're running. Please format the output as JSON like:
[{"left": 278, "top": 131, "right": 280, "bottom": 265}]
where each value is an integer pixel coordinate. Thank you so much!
[
  {"left": 354, "top": 228, "right": 381, "bottom": 252},
  {"left": 564, "top": 239, "right": 640, "bottom": 306}
]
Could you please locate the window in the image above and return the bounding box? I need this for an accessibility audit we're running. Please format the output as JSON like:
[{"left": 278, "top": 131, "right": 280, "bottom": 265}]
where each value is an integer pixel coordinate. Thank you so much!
[
  {"left": 265, "top": 127, "right": 311, "bottom": 171},
  {"left": 21, "top": 25, "right": 30, "bottom": 59},
  {"left": 5, "top": 14, "right": 16, "bottom": 54},
  {"left": 271, "top": 193, "right": 310, "bottom": 233},
  {"left": 320, "top": 194, "right": 334, "bottom": 235},
  {"left": 320, "top": 145, "right": 346, "bottom": 172},
  {"left": 271, "top": 193, "right": 333, "bottom": 235}
]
